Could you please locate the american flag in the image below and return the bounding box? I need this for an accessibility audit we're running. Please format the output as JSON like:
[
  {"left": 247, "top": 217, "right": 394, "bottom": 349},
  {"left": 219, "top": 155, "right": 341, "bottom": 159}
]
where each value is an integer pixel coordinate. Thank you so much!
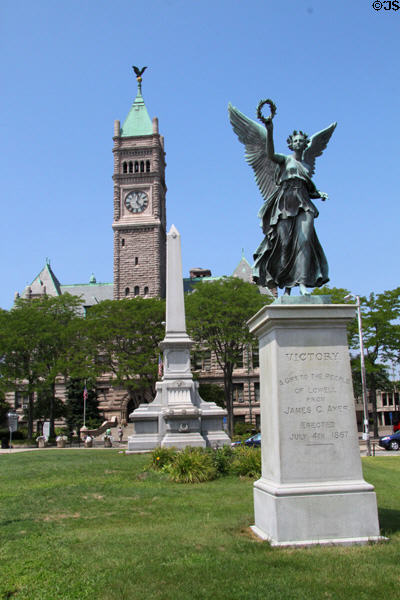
[
  {"left": 158, "top": 354, "right": 163, "bottom": 378},
  {"left": 83, "top": 386, "right": 88, "bottom": 401}
]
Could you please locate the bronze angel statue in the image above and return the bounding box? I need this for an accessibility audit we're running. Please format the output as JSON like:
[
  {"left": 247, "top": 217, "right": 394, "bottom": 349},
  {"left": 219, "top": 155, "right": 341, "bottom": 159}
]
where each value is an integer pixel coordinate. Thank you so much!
[{"left": 228, "top": 100, "right": 336, "bottom": 296}]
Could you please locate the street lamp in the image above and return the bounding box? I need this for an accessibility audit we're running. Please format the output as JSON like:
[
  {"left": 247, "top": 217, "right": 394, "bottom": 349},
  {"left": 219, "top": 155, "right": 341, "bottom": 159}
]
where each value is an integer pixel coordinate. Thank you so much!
[{"left": 345, "top": 294, "right": 371, "bottom": 456}]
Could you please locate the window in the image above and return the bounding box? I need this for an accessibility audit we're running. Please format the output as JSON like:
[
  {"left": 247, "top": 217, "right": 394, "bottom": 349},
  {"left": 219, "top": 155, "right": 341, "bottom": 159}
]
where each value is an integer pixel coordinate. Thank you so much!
[
  {"left": 15, "top": 391, "right": 29, "bottom": 409},
  {"left": 234, "top": 414, "right": 246, "bottom": 425},
  {"left": 134, "top": 161, "right": 139, "bottom": 173},
  {"left": 121, "top": 239, "right": 125, "bottom": 247},
  {"left": 135, "top": 257, "right": 138, "bottom": 265},
  {"left": 123, "top": 162, "right": 127, "bottom": 173},
  {"left": 252, "top": 347, "right": 259, "bottom": 368},
  {"left": 382, "top": 393, "right": 388, "bottom": 406},
  {"left": 234, "top": 351, "right": 244, "bottom": 369},
  {"left": 144, "top": 286, "right": 149, "bottom": 295},
  {"left": 129, "top": 161, "right": 133, "bottom": 173},
  {"left": 134, "top": 286, "right": 139, "bottom": 296},
  {"left": 125, "top": 287, "right": 130, "bottom": 296},
  {"left": 232, "top": 383, "right": 244, "bottom": 403},
  {"left": 254, "top": 382, "right": 260, "bottom": 403},
  {"left": 192, "top": 349, "right": 211, "bottom": 371},
  {"left": 140, "top": 161, "right": 144, "bottom": 172},
  {"left": 146, "top": 160, "right": 151, "bottom": 172}
]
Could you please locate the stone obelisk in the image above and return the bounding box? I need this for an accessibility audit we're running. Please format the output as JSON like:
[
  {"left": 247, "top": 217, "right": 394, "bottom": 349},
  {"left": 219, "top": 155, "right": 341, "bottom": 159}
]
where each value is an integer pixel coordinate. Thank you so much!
[{"left": 128, "top": 225, "right": 230, "bottom": 451}]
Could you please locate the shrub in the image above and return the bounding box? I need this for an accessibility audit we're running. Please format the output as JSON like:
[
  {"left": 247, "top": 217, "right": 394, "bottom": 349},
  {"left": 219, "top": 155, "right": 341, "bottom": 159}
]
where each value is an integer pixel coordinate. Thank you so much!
[
  {"left": 149, "top": 446, "right": 177, "bottom": 470},
  {"left": 210, "top": 445, "right": 234, "bottom": 475},
  {"left": 55, "top": 427, "right": 69, "bottom": 437},
  {"left": 234, "top": 421, "right": 255, "bottom": 437},
  {"left": 231, "top": 446, "right": 261, "bottom": 478},
  {"left": 166, "top": 447, "right": 218, "bottom": 483}
]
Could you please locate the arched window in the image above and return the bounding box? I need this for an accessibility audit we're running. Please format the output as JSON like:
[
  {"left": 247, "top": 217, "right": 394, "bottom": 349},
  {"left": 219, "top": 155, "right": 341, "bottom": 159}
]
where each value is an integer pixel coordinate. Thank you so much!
[
  {"left": 121, "top": 239, "right": 125, "bottom": 247},
  {"left": 125, "top": 287, "right": 130, "bottom": 296},
  {"left": 144, "top": 286, "right": 149, "bottom": 295},
  {"left": 129, "top": 161, "right": 133, "bottom": 173},
  {"left": 135, "top": 257, "right": 138, "bottom": 265},
  {"left": 123, "top": 162, "right": 127, "bottom": 173},
  {"left": 146, "top": 160, "right": 150, "bottom": 172},
  {"left": 140, "top": 161, "right": 144, "bottom": 172},
  {"left": 134, "top": 161, "right": 139, "bottom": 173},
  {"left": 134, "top": 286, "right": 139, "bottom": 296}
]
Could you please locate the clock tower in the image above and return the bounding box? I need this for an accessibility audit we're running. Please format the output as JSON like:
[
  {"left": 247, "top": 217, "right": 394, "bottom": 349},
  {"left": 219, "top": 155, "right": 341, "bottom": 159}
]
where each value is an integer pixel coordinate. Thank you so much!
[{"left": 112, "top": 70, "right": 166, "bottom": 299}]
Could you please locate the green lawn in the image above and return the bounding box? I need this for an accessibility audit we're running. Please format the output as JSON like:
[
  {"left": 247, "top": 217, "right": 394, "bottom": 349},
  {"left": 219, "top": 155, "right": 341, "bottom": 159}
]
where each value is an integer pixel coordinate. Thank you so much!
[{"left": 1, "top": 451, "right": 399, "bottom": 600}]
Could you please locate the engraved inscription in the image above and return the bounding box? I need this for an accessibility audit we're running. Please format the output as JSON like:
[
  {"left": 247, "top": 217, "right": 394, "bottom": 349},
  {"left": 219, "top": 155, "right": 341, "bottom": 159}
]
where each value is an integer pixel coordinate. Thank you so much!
[{"left": 280, "top": 355, "right": 353, "bottom": 446}]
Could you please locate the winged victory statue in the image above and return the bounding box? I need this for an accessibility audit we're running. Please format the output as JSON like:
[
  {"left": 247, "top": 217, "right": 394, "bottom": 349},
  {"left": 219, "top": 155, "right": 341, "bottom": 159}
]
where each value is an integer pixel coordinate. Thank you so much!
[{"left": 228, "top": 100, "right": 336, "bottom": 296}]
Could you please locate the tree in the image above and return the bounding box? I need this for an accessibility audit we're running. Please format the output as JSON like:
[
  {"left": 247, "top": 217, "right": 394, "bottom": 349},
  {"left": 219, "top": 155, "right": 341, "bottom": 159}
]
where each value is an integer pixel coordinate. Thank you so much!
[
  {"left": 65, "top": 378, "right": 102, "bottom": 433},
  {"left": 198, "top": 383, "right": 225, "bottom": 409},
  {"left": 185, "top": 277, "right": 272, "bottom": 437},
  {"left": 85, "top": 298, "right": 165, "bottom": 407},
  {"left": 348, "top": 288, "right": 400, "bottom": 437},
  {"left": 314, "top": 285, "right": 400, "bottom": 437},
  {"left": 0, "top": 294, "right": 85, "bottom": 440},
  {"left": 0, "top": 390, "right": 9, "bottom": 427}
]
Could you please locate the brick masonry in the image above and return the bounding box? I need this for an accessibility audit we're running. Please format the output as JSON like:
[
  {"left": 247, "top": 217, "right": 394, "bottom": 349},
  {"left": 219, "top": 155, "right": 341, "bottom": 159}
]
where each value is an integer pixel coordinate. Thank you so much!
[{"left": 112, "top": 130, "right": 166, "bottom": 299}]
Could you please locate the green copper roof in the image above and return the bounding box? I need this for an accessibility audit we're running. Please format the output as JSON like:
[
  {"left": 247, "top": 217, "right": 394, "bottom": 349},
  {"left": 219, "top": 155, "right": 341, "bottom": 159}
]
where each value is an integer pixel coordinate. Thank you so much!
[{"left": 120, "top": 84, "right": 153, "bottom": 137}]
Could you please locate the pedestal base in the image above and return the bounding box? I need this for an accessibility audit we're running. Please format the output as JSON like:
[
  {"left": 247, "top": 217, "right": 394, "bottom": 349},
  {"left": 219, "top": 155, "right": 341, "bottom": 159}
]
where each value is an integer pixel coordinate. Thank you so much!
[
  {"left": 252, "top": 477, "right": 382, "bottom": 546},
  {"left": 161, "top": 431, "right": 206, "bottom": 449},
  {"left": 128, "top": 379, "right": 230, "bottom": 451},
  {"left": 247, "top": 301, "right": 383, "bottom": 548}
]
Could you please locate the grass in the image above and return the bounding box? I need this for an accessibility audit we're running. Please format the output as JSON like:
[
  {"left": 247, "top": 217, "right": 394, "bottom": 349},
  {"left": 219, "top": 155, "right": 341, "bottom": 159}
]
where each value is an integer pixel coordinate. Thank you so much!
[{"left": 0, "top": 451, "right": 399, "bottom": 600}]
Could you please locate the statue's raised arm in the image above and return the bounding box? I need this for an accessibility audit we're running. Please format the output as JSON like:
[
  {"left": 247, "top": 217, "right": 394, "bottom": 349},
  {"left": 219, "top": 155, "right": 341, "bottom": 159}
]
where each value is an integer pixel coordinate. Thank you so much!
[{"left": 228, "top": 99, "right": 336, "bottom": 297}]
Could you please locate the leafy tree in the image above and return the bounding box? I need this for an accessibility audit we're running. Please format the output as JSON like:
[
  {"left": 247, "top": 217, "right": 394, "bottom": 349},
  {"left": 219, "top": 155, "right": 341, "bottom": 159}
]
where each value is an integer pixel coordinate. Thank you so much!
[
  {"left": 29, "top": 386, "right": 67, "bottom": 430},
  {"left": 185, "top": 277, "right": 272, "bottom": 437},
  {"left": 0, "top": 390, "right": 9, "bottom": 427},
  {"left": 348, "top": 288, "right": 400, "bottom": 437},
  {"left": 85, "top": 298, "right": 165, "bottom": 407},
  {"left": 314, "top": 285, "right": 400, "bottom": 437},
  {"left": 0, "top": 294, "right": 85, "bottom": 440},
  {"left": 312, "top": 285, "right": 352, "bottom": 304},
  {"left": 198, "top": 383, "right": 225, "bottom": 409},
  {"left": 65, "top": 378, "right": 102, "bottom": 433}
]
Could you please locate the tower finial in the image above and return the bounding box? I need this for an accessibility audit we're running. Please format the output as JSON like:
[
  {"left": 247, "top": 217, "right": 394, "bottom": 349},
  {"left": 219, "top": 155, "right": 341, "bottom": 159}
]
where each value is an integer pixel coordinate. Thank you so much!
[{"left": 132, "top": 65, "right": 148, "bottom": 95}]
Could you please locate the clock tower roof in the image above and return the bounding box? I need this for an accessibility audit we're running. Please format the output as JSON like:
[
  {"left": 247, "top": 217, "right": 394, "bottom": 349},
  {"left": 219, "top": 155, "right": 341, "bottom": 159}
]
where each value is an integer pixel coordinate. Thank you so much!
[{"left": 120, "top": 79, "right": 153, "bottom": 137}]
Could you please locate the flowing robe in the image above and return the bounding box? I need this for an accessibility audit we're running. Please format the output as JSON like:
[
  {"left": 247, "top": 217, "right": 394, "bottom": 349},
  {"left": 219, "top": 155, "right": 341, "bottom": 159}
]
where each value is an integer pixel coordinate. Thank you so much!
[{"left": 252, "top": 154, "right": 329, "bottom": 290}]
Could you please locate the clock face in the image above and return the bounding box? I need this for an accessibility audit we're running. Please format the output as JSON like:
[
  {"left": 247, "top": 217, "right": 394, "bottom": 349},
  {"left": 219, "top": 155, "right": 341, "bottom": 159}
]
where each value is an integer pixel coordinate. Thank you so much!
[{"left": 125, "top": 191, "right": 149, "bottom": 213}]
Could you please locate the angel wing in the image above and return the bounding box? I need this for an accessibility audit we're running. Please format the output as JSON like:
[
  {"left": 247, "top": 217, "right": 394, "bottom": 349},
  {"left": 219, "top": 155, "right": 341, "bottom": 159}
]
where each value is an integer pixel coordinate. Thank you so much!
[
  {"left": 228, "top": 103, "right": 278, "bottom": 202},
  {"left": 303, "top": 122, "right": 337, "bottom": 178}
]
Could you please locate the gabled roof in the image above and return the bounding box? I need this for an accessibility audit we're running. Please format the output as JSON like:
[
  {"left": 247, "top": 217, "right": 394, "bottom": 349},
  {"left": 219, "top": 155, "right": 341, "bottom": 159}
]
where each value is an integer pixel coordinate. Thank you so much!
[
  {"left": 22, "top": 261, "right": 62, "bottom": 298},
  {"left": 232, "top": 255, "right": 253, "bottom": 283}
]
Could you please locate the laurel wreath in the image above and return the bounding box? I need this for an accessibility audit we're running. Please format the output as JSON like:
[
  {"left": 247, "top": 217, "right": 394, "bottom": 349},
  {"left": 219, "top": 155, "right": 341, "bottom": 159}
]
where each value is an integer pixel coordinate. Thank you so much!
[{"left": 257, "top": 99, "right": 277, "bottom": 125}]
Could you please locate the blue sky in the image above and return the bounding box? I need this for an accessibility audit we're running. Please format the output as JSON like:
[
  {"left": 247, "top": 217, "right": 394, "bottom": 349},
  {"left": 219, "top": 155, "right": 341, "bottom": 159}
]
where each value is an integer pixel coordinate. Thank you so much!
[{"left": 1, "top": 0, "right": 399, "bottom": 309}]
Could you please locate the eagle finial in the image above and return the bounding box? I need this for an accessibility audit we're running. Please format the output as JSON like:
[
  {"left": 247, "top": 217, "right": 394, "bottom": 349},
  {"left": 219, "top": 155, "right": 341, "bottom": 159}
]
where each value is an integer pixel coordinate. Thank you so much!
[{"left": 132, "top": 65, "right": 147, "bottom": 82}]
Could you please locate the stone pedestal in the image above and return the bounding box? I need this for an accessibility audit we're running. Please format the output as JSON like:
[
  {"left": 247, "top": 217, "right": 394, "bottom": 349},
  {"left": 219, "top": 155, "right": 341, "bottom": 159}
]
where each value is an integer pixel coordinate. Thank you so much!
[{"left": 247, "top": 299, "right": 382, "bottom": 547}]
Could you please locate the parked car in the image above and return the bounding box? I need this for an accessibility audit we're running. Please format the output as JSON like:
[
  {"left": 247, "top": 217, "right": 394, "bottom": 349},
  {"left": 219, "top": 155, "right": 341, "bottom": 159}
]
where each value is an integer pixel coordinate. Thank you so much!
[
  {"left": 231, "top": 433, "right": 261, "bottom": 448},
  {"left": 378, "top": 431, "right": 400, "bottom": 451}
]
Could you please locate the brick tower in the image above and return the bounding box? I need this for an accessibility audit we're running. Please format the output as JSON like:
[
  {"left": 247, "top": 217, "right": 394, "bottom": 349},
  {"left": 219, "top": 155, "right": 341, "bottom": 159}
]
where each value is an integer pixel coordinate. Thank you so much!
[{"left": 112, "top": 69, "right": 166, "bottom": 299}]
